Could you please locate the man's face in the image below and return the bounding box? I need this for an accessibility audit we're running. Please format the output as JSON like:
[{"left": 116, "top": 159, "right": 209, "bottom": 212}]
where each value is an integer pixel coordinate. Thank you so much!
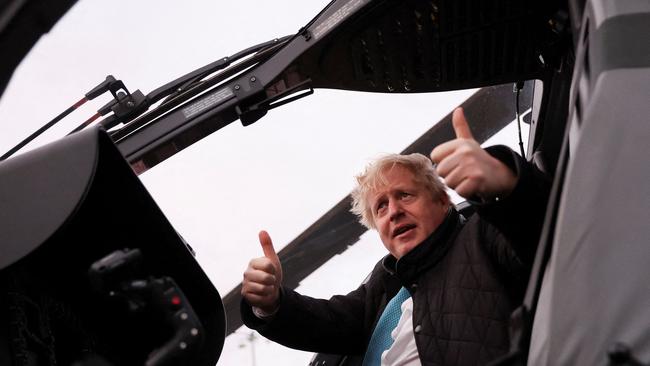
[{"left": 370, "top": 165, "right": 449, "bottom": 259}]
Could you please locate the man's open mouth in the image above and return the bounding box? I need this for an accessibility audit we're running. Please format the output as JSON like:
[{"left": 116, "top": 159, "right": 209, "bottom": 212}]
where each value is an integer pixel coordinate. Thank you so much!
[{"left": 393, "top": 224, "right": 416, "bottom": 238}]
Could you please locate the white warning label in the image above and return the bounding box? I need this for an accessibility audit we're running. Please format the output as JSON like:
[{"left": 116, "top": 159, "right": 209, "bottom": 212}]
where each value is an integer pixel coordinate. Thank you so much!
[
  {"left": 182, "top": 87, "right": 234, "bottom": 119},
  {"left": 312, "top": 0, "right": 370, "bottom": 40}
]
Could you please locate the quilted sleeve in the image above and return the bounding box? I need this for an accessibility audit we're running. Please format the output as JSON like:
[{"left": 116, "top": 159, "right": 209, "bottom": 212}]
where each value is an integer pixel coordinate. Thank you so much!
[{"left": 474, "top": 145, "right": 551, "bottom": 266}]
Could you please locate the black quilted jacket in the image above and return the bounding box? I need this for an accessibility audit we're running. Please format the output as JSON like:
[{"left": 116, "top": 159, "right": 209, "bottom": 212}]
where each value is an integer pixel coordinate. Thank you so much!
[{"left": 241, "top": 146, "right": 550, "bottom": 365}]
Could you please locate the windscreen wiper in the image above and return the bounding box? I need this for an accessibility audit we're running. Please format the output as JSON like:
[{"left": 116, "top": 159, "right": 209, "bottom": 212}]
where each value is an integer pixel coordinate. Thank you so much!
[
  {"left": 111, "top": 29, "right": 315, "bottom": 174},
  {"left": 0, "top": 35, "right": 292, "bottom": 161},
  {"left": 110, "top": 0, "right": 374, "bottom": 174},
  {"left": 106, "top": 35, "right": 294, "bottom": 136}
]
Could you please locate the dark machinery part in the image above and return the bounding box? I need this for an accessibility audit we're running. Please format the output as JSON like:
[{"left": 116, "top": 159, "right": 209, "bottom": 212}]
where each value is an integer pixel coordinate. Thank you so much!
[
  {"left": 0, "top": 0, "right": 78, "bottom": 98},
  {"left": 0, "top": 128, "right": 225, "bottom": 366},
  {"left": 89, "top": 249, "right": 205, "bottom": 366}
]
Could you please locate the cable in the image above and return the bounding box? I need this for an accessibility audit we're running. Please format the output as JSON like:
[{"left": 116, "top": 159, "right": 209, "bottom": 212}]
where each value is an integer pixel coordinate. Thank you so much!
[
  {"left": 1, "top": 76, "right": 120, "bottom": 161},
  {"left": 515, "top": 82, "right": 526, "bottom": 157},
  {"left": 67, "top": 96, "right": 120, "bottom": 134},
  {"left": 67, "top": 112, "right": 102, "bottom": 135},
  {"left": 0, "top": 97, "right": 88, "bottom": 161}
]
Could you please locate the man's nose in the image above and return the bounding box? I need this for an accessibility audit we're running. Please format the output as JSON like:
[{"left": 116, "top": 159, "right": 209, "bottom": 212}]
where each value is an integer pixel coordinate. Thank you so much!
[{"left": 388, "top": 199, "right": 403, "bottom": 221}]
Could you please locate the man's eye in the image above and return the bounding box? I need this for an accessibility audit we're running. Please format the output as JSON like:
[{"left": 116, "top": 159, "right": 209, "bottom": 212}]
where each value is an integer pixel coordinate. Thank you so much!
[
  {"left": 400, "top": 192, "right": 411, "bottom": 198},
  {"left": 376, "top": 202, "right": 387, "bottom": 213}
]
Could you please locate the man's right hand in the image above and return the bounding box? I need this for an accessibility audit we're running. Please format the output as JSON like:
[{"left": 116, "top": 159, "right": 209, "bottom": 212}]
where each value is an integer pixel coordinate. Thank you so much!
[{"left": 241, "top": 230, "right": 283, "bottom": 314}]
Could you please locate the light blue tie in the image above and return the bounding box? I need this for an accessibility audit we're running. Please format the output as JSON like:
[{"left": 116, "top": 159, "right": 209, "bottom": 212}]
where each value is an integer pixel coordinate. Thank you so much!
[{"left": 362, "top": 287, "right": 411, "bottom": 366}]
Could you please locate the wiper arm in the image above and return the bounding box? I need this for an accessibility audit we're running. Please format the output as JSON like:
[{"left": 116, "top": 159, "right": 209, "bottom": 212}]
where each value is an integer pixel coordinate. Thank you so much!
[
  {"left": 146, "top": 35, "right": 293, "bottom": 109},
  {"left": 95, "top": 35, "right": 292, "bottom": 134},
  {"left": 112, "top": 26, "right": 318, "bottom": 174},
  {"left": 109, "top": 35, "right": 292, "bottom": 141}
]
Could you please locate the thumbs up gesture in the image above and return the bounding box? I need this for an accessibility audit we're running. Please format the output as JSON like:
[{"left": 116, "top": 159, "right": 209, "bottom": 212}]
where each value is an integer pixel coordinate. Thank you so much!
[
  {"left": 430, "top": 108, "right": 517, "bottom": 200},
  {"left": 242, "top": 230, "right": 283, "bottom": 314}
]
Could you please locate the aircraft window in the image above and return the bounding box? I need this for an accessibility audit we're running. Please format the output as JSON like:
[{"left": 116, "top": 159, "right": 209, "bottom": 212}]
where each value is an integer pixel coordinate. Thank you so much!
[{"left": 0, "top": 0, "right": 533, "bottom": 364}]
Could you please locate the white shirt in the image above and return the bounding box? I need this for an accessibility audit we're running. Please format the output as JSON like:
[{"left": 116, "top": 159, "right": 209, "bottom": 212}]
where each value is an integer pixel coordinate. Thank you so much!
[{"left": 381, "top": 297, "right": 422, "bottom": 366}]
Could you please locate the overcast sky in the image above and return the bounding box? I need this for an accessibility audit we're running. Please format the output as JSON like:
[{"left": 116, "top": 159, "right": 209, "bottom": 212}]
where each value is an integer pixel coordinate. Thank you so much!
[{"left": 0, "top": 1, "right": 528, "bottom": 365}]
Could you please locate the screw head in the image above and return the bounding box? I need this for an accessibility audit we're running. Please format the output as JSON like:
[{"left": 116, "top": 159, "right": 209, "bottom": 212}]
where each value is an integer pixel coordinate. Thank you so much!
[
  {"left": 250, "top": 76, "right": 257, "bottom": 82},
  {"left": 234, "top": 84, "right": 241, "bottom": 90}
]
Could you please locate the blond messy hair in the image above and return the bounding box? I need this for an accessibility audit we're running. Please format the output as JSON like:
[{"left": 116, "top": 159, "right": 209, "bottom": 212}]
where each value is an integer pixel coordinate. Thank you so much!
[{"left": 350, "top": 153, "right": 448, "bottom": 229}]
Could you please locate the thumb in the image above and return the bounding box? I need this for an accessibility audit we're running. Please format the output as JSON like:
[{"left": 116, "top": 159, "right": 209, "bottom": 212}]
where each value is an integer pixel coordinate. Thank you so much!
[
  {"left": 259, "top": 230, "right": 278, "bottom": 261},
  {"left": 452, "top": 107, "right": 474, "bottom": 140}
]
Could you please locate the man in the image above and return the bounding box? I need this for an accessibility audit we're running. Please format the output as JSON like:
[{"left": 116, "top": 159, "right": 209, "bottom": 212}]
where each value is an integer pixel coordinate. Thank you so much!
[{"left": 240, "top": 108, "right": 550, "bottom": 365}]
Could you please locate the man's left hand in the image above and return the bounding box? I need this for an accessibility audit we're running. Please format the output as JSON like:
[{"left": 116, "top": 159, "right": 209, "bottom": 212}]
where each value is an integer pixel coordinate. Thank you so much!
[{"left": 430, "top": 107, "right": 517, "bottom": 200}]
